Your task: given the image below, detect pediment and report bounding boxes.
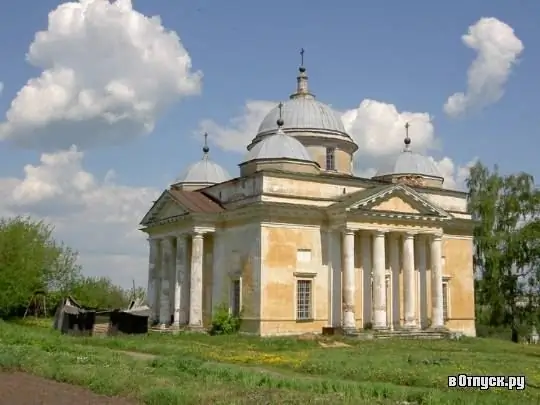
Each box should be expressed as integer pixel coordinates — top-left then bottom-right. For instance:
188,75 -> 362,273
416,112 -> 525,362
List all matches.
140,190 -> 189,226
370,196 -> 420,214
159,200 -> 188,219
330,183 -> 451,219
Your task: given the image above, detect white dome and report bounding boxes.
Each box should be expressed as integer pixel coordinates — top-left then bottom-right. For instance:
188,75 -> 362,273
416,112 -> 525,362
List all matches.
244,128 -> 313,162
177,158 -> 231,185
257,97 -> 346,136
375,149 -> 443,179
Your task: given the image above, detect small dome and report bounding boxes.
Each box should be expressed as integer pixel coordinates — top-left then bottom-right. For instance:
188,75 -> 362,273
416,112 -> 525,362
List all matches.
177,159 -> 231,184
375,150 -> 442,178
257,97 -> 347,137
244,127 -> 313,162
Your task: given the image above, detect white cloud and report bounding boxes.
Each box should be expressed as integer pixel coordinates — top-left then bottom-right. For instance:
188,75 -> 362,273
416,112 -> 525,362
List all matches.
444,17 -> 524,117
0,82 -> 4,96
429,156 -> 477,191
0,0 -> 202,150
343,99 -> 438,171
200,97 -> 471,189
0,147 -> 159,288
199,100 -> 276,153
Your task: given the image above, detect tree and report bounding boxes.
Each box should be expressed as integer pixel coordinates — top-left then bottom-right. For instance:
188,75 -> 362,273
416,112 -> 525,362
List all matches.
467,162 -> 540,342
71,276 -> 130,310
0,216 -> 82,317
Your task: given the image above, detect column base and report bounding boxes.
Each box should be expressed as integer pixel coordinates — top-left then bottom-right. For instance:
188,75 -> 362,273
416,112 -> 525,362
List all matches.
158,323 -> 168,330
187,325 -> 206,333
341,327 -> 358,336
428,325 -> 449,332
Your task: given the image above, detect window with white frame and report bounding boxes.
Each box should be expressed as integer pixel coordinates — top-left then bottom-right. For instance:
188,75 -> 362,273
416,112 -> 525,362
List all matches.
231,279 -> 241,317
296,279 -> 313,320
442,281 -> 449,322
325,147 -> 336,171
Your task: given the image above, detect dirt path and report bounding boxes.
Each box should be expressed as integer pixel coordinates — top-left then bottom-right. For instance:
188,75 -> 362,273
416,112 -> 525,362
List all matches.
0,372 -> 137,405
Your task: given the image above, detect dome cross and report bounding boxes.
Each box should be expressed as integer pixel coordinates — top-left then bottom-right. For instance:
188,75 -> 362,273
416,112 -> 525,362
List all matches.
277,102 -> 284,128
404,122 -> 411,150
202,132 -> 210,158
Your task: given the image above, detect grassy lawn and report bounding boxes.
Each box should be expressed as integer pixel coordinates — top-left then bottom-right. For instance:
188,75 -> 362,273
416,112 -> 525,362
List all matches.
1,319 -> 539,404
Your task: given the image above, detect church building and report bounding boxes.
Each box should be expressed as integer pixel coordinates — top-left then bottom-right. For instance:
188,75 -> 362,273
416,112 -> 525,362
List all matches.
139,59 -> 476,337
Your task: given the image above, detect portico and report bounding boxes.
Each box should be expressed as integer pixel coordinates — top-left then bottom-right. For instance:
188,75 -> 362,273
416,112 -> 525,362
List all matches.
340,226 -> 445,332
146,227 -> 213,330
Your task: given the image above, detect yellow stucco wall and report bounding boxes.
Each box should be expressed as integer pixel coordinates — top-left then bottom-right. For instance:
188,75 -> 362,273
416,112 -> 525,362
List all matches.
260,224 -> 328,335
213,223 -> 262,334
442,236 -> 476,335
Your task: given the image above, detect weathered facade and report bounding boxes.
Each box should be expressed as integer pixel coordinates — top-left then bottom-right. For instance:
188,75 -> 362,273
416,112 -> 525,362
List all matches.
139,63 -> 476,337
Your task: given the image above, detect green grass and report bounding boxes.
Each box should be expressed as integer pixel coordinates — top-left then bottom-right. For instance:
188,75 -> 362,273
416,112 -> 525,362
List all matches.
1,320 -> 539,404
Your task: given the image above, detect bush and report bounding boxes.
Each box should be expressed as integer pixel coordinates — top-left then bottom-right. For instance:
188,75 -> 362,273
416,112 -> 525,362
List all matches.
209,304 -> 241,335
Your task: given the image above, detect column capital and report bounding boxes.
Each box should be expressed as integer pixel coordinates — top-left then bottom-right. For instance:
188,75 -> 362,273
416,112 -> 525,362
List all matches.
373,229 -> 387,237
192,226 -> 215,235
342,228 -> 355,236
403,231 -> 416,239
429,232 -> 443,242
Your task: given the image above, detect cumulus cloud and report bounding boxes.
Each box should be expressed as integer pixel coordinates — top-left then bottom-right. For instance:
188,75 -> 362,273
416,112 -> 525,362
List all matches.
0,147 -> 159,288
0,0 -> 202,150
429,156 -> 477,191
444,17 -> 524,117
342,99 -> 437,168
199,100 -> 276,153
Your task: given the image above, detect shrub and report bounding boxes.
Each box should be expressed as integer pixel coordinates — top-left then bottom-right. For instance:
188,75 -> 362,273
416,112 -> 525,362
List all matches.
209,303 -> 241,335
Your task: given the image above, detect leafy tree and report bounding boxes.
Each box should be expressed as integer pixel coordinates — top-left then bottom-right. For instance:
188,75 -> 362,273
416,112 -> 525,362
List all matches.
467,162 -> 540,342
71,276 -> 130,310
0,216 -> 82,317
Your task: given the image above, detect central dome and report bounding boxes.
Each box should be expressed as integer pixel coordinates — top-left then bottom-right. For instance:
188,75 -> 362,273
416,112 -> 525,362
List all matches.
246,58 -> 358,175
257,97 -> 347,136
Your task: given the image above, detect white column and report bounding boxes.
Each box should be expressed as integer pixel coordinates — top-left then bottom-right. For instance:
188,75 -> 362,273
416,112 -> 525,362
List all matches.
159,237 -> 173,326
189,231 -> 204,329
147,238 -> 159,322
173,234 -> 189,327
389,234 -> 400,329
430,234 -> 444,328
372,230 -> 387,329
403,232 -> 417,328
416,235 -> 428,328
360,232 -> 372,328
342,229 -> 356,331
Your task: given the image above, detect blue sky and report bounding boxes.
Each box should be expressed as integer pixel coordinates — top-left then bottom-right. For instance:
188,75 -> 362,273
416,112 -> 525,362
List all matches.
0,0 -> 537,287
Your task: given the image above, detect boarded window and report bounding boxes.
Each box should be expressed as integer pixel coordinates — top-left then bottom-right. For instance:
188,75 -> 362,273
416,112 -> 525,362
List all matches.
296,279 -> 312,320
231,280 -> 241,317
442,282 -> 449,321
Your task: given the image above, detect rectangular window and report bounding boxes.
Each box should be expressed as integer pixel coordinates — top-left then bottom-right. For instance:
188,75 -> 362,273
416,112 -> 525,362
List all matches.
296,249 -> 312,263
325,147 -> 335,171
296,279 -> 313,320
442,282 -> 449,321
231,279 -> 241,317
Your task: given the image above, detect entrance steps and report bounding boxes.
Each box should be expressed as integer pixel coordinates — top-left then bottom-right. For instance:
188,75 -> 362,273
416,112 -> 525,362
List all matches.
323,326 -> 451,340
